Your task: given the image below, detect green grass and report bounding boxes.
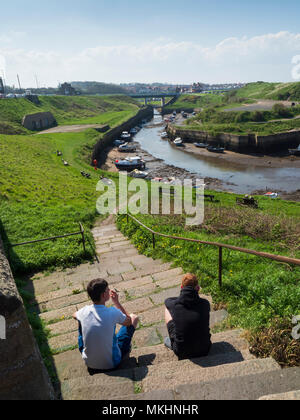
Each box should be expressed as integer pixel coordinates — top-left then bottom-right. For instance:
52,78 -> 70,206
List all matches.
0,122 -> 128,274
0,95 -> 141,134
116,207 -> 300,333
164,93 -> 225,111
234,82 -> 300,101
184,117 -> 300,136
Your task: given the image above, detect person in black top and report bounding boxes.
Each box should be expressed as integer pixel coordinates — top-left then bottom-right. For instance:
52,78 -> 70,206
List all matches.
164,273 -> 211,360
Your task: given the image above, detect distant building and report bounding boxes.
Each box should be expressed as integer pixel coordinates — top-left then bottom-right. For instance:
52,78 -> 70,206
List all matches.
0,77 -> 4,94
58,82 -> 77,96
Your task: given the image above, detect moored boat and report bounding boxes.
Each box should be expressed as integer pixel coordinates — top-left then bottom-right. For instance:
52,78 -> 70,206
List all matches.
115,156 -> 146,171
161,132 -> 168,139
173,137 -> 183,146
120,131 -> 131,140
207,145 -> 225,153
118,143 -> 137,153
129,169 -> 149,178
289,146 -> 300,156
194,142 -> 209,148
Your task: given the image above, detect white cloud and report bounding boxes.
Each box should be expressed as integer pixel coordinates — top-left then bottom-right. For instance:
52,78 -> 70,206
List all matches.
1,31 -> 300,86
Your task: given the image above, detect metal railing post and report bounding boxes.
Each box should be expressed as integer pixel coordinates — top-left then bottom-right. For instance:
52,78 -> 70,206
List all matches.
218,246 -> 222,288
79,223 -> 86,254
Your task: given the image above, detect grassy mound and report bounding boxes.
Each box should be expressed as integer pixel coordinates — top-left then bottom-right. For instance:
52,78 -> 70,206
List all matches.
234,82 -> 300,101
0,95 -> 140,134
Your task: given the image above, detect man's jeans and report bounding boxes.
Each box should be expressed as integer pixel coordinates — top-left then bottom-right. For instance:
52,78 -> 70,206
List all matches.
78,324 -> 135,358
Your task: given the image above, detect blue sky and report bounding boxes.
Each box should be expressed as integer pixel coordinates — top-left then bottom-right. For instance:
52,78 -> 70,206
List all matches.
1,0 -> 300,86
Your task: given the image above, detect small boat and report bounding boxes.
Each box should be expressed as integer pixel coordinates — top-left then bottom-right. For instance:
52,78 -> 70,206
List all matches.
161,132 -> 168,139
118,143 -> 137,153
130,128 -> 138,135
207,146 -> 225,153
129,169 -> 149,179
194,142 -> 208,148
289,146 -> 300,156
264,192 -> 278,198
114,139 -> 125,146
120,131 -> 131,140
173,137 -> 183,146
115,157 -> 146,171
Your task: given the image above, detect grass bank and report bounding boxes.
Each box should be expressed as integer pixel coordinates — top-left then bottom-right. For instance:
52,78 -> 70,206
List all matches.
0,95 -> 140,134
115,190 -> 300,364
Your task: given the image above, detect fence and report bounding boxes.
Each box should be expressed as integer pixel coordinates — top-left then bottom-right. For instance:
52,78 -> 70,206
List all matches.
8,222 -> 86,253
123,213 -> 300,288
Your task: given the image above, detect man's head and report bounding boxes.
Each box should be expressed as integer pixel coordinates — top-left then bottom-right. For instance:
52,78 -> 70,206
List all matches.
87,279 -> 109,304
181,273 -> 200,292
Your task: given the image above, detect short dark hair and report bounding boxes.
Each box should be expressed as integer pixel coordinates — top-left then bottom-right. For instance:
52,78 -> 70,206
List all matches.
87,279 -> 108,303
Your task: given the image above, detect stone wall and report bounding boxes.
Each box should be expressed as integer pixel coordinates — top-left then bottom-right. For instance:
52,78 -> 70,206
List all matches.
92,106 -> 153,164
167,124 -> 300,153
0,235 -> 55,400
22,112 -> 56,131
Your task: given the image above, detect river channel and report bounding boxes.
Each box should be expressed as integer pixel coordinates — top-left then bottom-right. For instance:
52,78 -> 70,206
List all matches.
133,111 -> 300,194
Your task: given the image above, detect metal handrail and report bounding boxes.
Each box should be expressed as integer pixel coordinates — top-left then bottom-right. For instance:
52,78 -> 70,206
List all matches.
123,213 -> 300,287
9,222 -> 86,253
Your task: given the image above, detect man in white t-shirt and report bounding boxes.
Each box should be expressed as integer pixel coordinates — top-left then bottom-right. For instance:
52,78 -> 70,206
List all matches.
73,278 -> 139,373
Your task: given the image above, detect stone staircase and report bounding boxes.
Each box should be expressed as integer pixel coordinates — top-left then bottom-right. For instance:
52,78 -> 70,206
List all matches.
25,219 -> 300,400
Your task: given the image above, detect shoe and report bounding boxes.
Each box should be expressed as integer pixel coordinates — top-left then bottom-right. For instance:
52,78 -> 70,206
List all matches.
164,337 -> 172,350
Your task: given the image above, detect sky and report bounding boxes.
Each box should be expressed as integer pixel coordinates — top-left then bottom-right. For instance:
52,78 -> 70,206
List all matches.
1,0 -> 300,87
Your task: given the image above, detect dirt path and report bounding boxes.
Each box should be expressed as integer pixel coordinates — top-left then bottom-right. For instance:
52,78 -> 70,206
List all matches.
38,124 -> 105,134
224,99 -> 299,112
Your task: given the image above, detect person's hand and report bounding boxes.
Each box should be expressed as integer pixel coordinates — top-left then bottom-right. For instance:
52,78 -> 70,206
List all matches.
110,289 -> 119,305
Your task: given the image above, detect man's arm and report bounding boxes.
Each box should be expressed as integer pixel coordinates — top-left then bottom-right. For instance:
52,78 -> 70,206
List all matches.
110,290 -> 132,326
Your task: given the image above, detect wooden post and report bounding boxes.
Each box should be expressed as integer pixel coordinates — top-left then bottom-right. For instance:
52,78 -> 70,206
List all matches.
219,246 -> 222,288
127,213 -> 129,223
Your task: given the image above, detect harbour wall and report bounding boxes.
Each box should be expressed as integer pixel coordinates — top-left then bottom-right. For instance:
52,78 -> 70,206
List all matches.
167,125 -> 300,153
92,106 -> 153,164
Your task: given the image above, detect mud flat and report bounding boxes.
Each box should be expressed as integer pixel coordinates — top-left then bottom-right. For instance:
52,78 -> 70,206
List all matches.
101,142 -> 240,192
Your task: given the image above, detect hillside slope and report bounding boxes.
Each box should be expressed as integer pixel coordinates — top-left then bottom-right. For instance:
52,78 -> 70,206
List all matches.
0,95 -> 140,134
235,82 -> 300,101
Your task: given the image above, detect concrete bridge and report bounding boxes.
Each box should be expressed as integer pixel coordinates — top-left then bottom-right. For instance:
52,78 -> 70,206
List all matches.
128,92 -> 179,107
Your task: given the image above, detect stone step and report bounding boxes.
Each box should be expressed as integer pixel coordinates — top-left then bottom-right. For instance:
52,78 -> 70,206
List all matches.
61,376 -> 136,401
258,389 -> 300,400
172,366 -> 300,400
52,329 -> 251,381
59,357 -> 282,400
122,265 -> 180,282
138,357 -> 280,393
46,301 -> 228,349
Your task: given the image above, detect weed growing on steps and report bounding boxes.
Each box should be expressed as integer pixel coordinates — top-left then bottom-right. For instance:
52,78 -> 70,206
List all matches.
247,318 -> 300,368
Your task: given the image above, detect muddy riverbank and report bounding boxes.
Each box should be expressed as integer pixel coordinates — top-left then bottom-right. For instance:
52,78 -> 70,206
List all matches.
99,112 -> 300,201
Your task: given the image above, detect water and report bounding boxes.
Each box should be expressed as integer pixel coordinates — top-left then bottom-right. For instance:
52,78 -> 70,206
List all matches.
134,111 -> 300,194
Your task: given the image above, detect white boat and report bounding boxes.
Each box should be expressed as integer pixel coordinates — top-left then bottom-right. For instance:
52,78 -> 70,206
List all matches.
173,137 -> 183,146
120,131 -> 131,140
129,169 -> 149,178
161,132 -> 168,139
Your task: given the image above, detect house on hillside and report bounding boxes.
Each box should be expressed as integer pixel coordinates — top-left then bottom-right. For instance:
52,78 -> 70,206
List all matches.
58,82 -> 78,96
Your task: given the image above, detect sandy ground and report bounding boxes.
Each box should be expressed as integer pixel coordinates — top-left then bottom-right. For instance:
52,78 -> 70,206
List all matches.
182,142 -> 300,170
